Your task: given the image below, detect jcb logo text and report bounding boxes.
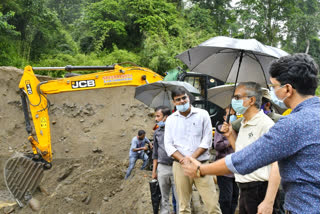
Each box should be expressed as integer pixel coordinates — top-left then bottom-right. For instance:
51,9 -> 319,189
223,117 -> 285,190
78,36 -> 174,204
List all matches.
71,80 -> 96,89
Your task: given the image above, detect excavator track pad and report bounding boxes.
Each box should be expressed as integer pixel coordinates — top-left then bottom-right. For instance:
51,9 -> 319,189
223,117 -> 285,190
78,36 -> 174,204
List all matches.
4,153 -> 44,207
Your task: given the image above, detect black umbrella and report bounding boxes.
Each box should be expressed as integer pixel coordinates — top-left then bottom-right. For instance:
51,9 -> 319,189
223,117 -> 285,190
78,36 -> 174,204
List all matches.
149,179 -> 161,214
177,36 -> 289,132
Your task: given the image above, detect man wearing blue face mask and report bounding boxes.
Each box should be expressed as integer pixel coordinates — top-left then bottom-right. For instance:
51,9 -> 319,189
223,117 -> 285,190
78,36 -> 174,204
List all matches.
221,82 -> 281,214
231,95 -> 282,132
152,105 -> 178,214
164,87 -> 221,214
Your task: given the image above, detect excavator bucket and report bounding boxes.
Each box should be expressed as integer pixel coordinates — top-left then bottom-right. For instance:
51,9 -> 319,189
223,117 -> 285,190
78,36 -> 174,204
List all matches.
4,153 -> 44,207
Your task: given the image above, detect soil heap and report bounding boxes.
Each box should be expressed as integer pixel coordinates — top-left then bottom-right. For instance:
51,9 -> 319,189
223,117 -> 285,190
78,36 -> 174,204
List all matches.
0,66 -> 158,214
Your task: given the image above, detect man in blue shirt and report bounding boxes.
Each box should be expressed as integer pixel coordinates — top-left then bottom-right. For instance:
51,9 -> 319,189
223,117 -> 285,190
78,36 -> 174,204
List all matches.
182,53 -> 320,214
125,130 -> 150,179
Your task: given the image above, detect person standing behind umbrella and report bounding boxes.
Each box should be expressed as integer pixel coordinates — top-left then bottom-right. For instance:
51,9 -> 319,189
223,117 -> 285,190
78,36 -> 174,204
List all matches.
214,106 -> 239,214
164,87 -> 221,214
152,105 -> 179,214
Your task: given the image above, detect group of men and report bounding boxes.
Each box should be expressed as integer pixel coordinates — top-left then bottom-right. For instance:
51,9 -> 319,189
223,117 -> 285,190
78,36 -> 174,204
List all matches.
125,53 -> 320,214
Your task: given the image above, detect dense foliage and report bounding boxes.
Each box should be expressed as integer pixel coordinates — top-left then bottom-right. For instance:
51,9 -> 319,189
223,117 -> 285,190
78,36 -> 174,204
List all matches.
0,0 -> 320,87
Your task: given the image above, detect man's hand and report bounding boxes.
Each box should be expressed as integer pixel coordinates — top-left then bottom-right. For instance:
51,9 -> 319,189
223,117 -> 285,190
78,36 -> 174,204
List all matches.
181,156 -> 201,178
221,121 -> 233,137
257,199 -> 274,214
179,157 -> 189,165
152,171 -> 157,179
143,146 -> 148,151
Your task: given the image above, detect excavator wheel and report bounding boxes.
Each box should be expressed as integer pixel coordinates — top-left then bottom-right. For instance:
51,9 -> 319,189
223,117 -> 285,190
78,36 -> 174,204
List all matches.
4,153 -> 44,207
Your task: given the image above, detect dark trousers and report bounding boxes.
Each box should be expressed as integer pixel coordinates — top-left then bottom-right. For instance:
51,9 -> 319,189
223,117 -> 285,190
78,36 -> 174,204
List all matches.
273,185 -> 285,214
238,181 -> 279,214
217,176 -> 239,214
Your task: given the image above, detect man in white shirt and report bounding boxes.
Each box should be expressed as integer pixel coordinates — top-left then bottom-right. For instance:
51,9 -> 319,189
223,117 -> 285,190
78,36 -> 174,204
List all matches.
222,82 -> 280,214
164,87 -> 221,214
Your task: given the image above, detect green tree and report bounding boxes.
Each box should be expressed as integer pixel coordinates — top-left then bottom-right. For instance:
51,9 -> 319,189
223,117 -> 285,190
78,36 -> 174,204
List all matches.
189,0 -> 235,35
282,0 -> 320,58
235,0 -> 287,46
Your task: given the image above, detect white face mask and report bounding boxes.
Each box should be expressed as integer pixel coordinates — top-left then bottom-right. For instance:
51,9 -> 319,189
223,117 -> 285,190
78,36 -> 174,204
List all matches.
270,87 -> 288,109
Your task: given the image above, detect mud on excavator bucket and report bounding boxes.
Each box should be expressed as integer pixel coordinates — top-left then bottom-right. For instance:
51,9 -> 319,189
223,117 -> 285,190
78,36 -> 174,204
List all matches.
4,153 -> 44,207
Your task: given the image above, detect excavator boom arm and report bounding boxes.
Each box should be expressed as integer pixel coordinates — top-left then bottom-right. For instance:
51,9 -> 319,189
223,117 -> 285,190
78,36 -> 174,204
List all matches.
18,65 -> 163,163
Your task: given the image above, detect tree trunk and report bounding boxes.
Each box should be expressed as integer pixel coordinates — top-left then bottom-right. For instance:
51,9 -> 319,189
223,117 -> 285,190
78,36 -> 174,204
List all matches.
305,39 -> 310,54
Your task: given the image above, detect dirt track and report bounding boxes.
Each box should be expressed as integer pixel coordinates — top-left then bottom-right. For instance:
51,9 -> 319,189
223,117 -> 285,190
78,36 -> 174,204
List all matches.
0,67 -> 157,213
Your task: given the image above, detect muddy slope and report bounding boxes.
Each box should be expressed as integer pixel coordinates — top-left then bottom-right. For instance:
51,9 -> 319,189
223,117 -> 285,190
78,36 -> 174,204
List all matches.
0,67 -> 157,214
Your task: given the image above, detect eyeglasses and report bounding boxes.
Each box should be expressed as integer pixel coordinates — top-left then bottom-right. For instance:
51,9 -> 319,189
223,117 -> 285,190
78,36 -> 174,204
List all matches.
174,95 -> 188,102
268,83 -> 283,90
232,95 -> 252,100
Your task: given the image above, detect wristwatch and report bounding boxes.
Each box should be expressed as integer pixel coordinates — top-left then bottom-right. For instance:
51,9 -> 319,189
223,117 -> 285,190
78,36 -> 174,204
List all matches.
196,165 -> 201,177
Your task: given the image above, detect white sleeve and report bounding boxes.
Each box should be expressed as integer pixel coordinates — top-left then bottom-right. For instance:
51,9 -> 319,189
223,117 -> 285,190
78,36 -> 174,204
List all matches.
199,111 -> 213,149
164,116 -> 177,157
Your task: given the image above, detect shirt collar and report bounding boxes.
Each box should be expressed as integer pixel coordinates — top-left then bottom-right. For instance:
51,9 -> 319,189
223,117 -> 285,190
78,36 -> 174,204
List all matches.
173,106 -> 199,117
267,111 -> 274,118
241,110 -> 265,126
292,96 -> 320,113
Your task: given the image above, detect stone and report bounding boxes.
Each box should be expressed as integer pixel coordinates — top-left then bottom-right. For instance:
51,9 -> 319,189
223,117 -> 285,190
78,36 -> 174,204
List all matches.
57,167 -> 73,182
64,197 -> 73,203
84,195 -> 91,205
92,148 -> 102,153
3,206 -> 15,214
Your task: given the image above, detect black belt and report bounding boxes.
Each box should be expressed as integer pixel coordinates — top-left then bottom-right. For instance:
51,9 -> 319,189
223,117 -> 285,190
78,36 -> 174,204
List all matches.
237,181 -> 268,190
158,162 -> 173,166
173,159 -> 208,164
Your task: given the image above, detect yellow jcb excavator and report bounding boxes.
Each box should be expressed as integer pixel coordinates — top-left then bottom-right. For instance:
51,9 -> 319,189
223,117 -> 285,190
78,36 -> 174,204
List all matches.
4,64 -> 163,207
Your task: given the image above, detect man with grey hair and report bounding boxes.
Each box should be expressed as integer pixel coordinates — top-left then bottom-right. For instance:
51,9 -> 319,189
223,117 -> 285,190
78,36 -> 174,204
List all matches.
222,82 -> 281,214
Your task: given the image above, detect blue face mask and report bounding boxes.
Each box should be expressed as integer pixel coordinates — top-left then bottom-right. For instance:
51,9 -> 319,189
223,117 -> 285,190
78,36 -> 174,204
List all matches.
157,121 -> 165,127
176,102 -> 190,112
231,99 -> 248,114
229,114 -> 237,122
270,87 -> 288,109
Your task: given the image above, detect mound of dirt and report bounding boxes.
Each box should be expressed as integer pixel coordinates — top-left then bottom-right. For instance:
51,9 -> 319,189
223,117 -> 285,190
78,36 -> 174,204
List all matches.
0,67 -> 158,213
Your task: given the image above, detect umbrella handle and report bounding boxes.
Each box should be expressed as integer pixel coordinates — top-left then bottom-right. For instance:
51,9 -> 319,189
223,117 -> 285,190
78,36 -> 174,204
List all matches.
215,121 -> 225,134
215,114 -> 230,134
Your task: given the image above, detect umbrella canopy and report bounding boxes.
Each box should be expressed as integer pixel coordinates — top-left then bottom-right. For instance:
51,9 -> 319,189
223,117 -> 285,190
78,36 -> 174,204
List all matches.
207,84 -> 285,113
134,81 -> 200,109
176,36 -> 289,87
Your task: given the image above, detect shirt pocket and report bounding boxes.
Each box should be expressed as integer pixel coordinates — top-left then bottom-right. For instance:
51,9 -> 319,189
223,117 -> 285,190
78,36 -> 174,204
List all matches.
190,121 -> 203,136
